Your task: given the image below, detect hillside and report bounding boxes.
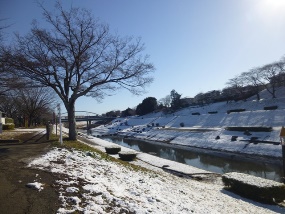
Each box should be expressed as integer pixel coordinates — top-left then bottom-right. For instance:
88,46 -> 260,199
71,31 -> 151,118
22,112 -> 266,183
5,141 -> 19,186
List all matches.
92,87 -> 285,158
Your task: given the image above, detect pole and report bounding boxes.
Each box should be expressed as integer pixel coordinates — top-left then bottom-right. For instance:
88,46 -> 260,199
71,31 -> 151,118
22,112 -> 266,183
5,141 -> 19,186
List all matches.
280,127 -> 285,183
46,122 -> 51,140
58,104 -> 63,145
54,109 -> 57,136
56,116 -> 58,136
0,111 -> 2,134
282,145 -> 285,183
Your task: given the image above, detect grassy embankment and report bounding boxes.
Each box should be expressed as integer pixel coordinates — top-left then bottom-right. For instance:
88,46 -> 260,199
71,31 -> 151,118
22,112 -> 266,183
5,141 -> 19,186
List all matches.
51,135 -> 151,173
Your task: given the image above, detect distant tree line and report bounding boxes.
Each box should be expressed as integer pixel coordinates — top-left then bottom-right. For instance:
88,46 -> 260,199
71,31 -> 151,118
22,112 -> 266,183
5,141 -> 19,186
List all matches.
195,58 -> 285,105
102,89 -> 186,117
103,57 -> 285,117
0,87 -> 55,127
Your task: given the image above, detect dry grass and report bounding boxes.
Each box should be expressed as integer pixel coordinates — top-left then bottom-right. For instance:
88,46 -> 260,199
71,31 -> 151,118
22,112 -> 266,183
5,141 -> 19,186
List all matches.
0,130 -> 36,141
52,138 -> 152,173
1,131 -> 154,174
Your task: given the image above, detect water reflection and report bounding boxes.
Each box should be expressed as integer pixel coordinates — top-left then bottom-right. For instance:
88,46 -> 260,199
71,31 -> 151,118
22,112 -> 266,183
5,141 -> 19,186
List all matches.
81,130 -> 283,182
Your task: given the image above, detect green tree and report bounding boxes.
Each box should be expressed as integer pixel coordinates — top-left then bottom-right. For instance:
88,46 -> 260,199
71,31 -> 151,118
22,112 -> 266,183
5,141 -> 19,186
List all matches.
121,107 -> 135,117
170,90 -> 182,110
136,97 -> 158,115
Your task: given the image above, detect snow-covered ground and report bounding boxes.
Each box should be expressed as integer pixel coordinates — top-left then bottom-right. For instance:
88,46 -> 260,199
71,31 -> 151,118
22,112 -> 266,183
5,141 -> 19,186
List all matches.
28,147 -> 285,213
24,88 -> 285,213
92,87 -> 285,158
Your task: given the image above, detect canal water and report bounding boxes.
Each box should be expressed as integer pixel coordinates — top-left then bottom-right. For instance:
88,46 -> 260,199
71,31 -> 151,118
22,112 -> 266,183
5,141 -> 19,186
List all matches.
82,130 -> 283,182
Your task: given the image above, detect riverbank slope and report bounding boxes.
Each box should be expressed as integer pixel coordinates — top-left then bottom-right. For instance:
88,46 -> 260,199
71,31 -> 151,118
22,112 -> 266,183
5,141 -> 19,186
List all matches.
91,87 -> 285,158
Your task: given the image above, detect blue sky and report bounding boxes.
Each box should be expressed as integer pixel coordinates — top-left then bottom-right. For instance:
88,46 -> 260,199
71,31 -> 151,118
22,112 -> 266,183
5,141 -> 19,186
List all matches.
2,0 -> 285,115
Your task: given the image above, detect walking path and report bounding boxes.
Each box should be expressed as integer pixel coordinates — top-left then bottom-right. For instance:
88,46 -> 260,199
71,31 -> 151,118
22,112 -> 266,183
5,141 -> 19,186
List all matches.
0,129 -> 59,213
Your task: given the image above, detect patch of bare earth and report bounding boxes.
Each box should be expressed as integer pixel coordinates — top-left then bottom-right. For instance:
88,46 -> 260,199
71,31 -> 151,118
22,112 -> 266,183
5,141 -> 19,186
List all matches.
0,129 -> 60,214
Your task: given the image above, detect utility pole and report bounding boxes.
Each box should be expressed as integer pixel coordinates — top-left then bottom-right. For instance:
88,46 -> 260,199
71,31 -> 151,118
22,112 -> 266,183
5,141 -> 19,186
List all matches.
57,104 -> 63,145
54,111 -> 57,136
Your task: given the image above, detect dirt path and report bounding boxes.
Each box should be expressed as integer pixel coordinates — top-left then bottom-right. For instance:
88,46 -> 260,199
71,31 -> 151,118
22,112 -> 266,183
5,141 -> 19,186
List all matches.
0,130 -> 59,214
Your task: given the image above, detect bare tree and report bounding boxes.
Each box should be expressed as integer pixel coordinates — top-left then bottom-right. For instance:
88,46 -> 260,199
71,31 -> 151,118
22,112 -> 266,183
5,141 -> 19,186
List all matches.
0,95 -> 18,118
241,68 -> 263,101
0,18 -> 14,96
221,87 -> 236,103
193,92 -> 205,105
0,69 -> 27,97
259,62 -> 284,98
0,18 -> 12,42
3,2 -> 154,140
274,59 -> 285,86
226,75 -> 248,100
159,95 -> 171,108
0,87 -> 55,127
194,90 -> 221,104
13,87 -> 55,127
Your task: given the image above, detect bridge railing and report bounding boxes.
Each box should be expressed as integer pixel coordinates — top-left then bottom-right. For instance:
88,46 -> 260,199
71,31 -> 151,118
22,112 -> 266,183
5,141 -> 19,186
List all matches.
60,115 -> 118,122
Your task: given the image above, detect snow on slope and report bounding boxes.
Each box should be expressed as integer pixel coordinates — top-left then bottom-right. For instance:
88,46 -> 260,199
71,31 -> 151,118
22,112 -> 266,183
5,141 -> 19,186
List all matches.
91,87 -> 285,158
28,148 -> 285,214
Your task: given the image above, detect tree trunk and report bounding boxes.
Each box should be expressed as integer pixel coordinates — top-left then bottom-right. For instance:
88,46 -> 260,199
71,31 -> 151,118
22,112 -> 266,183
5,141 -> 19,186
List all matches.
67,102 -> 77,140
254,87 -> 260,101
264,84 -> 276,99
28,115 -> 32,127
256,93 -> 260,101
272,85 -> 276,98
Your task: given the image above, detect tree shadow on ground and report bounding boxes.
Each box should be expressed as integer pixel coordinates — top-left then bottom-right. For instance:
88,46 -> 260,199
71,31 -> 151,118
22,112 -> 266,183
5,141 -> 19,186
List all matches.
220,189 -> 285,213
0,148 -> 9,153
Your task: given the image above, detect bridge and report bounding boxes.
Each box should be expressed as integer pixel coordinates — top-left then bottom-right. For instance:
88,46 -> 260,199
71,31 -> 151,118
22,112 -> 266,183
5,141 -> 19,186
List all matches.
60,111 -> 117,128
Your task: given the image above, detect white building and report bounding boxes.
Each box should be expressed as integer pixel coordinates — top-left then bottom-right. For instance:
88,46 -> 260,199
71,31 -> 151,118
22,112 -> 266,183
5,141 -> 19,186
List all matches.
0,112 -> 4,124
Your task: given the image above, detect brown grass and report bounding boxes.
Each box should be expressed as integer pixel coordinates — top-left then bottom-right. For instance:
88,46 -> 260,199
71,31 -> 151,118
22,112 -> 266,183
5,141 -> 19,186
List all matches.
0,130 -> 36,142
52,138 -> 152,173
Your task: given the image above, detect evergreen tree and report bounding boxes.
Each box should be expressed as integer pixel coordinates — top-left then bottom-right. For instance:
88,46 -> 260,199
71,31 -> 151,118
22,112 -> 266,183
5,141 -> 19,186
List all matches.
121,108 -> 135,117
170,90 -> 182,110
136,97 -> 158,115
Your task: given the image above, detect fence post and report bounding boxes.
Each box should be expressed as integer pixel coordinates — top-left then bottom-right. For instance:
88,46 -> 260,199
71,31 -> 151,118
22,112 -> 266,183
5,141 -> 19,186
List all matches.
57,104 -> 62,145
46,122 -> 51,140
46,123 -> 53,140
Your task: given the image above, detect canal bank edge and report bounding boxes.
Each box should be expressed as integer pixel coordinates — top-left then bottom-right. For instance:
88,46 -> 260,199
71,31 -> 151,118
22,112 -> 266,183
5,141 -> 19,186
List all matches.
56,127 -> 285,204
73,129 -> 222,181
75,132 -> 285,205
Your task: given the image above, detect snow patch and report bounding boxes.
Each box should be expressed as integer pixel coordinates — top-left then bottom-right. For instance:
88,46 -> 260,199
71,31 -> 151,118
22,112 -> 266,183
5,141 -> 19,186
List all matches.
26,182 -> 44,191
28,148 -> 285,213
